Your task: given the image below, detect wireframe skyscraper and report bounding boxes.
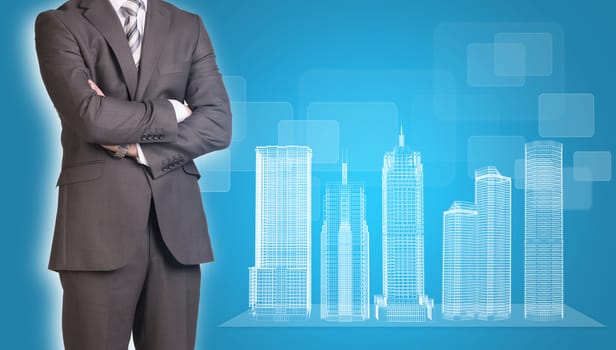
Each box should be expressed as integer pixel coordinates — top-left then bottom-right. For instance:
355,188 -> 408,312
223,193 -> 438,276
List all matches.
320,159 -> 370,321
375,127 -> 434,322
525,140 -> 564,321
442,201 -> 477,320
475,166 -> 512,320
249,146 -> 312,320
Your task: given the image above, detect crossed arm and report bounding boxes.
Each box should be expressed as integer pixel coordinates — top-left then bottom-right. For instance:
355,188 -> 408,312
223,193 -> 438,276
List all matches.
35,11 -> 231,178
88,79 -> 192,162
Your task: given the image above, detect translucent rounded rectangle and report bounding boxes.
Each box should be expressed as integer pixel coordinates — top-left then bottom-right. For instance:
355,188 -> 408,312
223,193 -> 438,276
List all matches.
564,167 -> 592,211
228,102 -> 294,172
494,42 -> 526,77
433,22 -> 565,121
195,149 -> 231,193
307,102 -> 398,172
222,76 -> 248,142
277,120 -> 340,164
230,101 -> 247,143
222,75 -> 247,101
573,151 -> 612,182
299,70 -> 455,108
467,136 -> 525,179
495,32 -> 553,76
538,93 -> 595,138
467,43 -> 526,87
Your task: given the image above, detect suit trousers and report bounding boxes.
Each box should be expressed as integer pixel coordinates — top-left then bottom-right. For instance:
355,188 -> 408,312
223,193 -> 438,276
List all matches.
58,198 -> 201,350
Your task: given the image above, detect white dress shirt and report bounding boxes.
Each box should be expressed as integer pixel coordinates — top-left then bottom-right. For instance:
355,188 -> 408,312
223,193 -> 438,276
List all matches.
108,0 -> 190,166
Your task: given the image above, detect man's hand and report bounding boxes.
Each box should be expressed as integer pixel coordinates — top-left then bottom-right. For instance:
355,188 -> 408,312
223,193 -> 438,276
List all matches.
88,79 -> 105,97
89,80 -> 139,158
100,144 -> 139,157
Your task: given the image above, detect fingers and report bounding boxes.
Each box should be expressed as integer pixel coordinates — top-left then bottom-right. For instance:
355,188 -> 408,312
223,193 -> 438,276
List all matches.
88,79 -> 105,96
100,144 -> 117,151
127,144 -> 138,158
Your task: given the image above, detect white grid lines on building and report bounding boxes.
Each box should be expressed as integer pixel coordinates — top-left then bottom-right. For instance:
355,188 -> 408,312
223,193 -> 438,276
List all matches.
475,166 -> 512,320
442,201 -> 478,320
525,140 -> 564,321
249,146 -> 312,320
375,128 -> 433,322
321,160 -> 370,321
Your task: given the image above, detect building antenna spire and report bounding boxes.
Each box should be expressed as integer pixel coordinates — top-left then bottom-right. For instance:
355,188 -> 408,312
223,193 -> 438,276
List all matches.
399,123 -> 405,147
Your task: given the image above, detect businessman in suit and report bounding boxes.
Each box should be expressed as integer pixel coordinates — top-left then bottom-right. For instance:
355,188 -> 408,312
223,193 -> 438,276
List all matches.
35,0 -> 231,348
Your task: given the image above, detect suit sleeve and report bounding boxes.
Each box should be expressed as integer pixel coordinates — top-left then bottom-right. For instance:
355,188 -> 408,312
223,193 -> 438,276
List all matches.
139,14 -> 232,179
35,10 -> 178,145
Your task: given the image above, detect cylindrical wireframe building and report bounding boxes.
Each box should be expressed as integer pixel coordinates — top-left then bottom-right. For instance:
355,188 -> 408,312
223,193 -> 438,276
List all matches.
524,140 -> 564,321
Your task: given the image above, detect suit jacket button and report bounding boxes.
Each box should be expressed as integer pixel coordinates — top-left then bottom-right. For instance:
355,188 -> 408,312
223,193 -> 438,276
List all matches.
159,135 -> 165,140
141,135 -> 147,141
152,135 -> 159,141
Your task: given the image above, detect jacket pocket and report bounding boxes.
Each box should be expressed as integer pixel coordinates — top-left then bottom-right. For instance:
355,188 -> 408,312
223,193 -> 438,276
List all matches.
56,160 -> 105,186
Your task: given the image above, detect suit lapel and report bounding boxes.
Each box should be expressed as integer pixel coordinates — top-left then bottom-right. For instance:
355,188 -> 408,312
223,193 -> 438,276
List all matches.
135,0 -> 170,101
80,0 -> 138,100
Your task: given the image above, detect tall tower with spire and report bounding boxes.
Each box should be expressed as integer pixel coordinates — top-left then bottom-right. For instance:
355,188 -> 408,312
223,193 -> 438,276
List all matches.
375,126 -> 434,322
321,156 -> 370,321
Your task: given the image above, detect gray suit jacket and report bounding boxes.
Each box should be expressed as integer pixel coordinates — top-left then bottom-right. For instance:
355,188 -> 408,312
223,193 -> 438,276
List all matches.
35,0 -> 231,271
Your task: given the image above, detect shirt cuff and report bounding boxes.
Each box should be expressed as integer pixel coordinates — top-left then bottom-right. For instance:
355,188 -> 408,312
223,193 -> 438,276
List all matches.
135,143 -> 149,166
168,99 -> 190,123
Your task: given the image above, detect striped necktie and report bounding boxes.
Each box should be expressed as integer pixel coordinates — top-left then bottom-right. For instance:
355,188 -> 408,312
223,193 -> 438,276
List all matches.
120,0 -> 144,67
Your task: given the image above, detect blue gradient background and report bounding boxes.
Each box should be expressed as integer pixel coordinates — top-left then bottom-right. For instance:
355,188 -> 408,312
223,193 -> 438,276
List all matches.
3,0 -> 614,349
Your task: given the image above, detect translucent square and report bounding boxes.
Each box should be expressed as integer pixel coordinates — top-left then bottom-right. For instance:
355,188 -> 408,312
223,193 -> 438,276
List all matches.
298,70 -> 457,185
467,136 -> 525,179
573,151 -> 612,181
495,32 -> 553,76
564,167 -> 592,211
494,42 -> 526,77
277,120 -> 340,164
229,102 -> 294,172
231,101 -> 247,143
222,76 -> 247,101
307,102 -> 398,172
434,22 -> 564,121
538,93 -> 595,138
194,149 -> 231,192
222,76 -> 248,143
467,43 -> 525,87
299,70 -> 453,112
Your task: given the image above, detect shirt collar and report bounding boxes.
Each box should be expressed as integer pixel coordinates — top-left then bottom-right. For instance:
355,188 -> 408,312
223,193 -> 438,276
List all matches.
109,0 -> 148,13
